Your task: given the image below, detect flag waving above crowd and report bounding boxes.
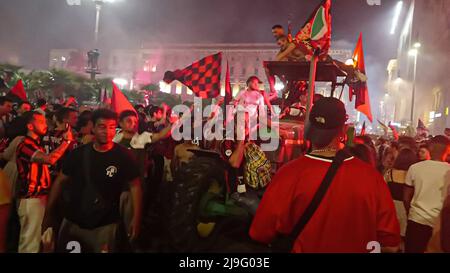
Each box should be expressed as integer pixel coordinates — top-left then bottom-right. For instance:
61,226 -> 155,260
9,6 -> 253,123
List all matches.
295,0 -> 332,60
349,33 -> 373,122
9,79 -> 27,101
111,82 -> 136,115
163,52 -> 222,99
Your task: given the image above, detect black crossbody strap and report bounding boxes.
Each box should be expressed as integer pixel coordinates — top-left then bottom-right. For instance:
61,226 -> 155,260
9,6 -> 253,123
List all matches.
83,144 -> 92,186
286,149 -> 350,245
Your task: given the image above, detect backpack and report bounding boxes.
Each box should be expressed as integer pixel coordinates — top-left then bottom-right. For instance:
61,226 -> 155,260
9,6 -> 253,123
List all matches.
244,143 -> 272,189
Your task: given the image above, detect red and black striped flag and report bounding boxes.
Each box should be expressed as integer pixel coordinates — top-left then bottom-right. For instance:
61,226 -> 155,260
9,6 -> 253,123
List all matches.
163,52 -> 222,99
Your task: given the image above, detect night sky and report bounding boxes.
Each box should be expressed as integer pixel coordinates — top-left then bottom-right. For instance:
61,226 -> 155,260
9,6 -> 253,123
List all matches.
0,0 -> 406,118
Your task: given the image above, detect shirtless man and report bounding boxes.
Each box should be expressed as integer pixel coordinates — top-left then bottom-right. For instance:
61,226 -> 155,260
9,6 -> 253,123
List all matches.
276,35 -> 305,62
271,25 -> 285,39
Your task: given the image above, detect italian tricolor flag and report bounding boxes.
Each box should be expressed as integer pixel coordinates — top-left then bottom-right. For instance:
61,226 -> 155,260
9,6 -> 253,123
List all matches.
296,0 -> 332,58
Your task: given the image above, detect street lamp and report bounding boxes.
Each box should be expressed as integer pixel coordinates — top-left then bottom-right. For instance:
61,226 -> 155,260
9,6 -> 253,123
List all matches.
93,0 -> 121,46
408,44 -> 419,124
390,1 -> 403,35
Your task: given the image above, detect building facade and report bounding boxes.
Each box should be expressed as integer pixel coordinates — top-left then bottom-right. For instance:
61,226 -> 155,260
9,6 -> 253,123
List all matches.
386,0 -> 450,134
49,43 -> 352,108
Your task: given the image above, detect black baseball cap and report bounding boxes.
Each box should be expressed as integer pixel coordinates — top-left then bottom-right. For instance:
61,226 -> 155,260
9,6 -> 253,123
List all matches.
246,76 -> 263,86
305,97 -> 347,148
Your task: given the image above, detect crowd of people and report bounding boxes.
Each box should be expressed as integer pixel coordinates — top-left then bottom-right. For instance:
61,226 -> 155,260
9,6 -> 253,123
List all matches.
0,25 -> 447,253
0,84 -> 448,253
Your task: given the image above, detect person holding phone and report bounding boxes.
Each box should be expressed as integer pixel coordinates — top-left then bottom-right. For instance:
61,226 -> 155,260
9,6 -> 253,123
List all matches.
42,107 -> 78,179
16,111 -> 73,253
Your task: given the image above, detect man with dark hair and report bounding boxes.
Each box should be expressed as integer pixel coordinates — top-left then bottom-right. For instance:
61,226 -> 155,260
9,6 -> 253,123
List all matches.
403,135 -> 450,253
42,109 -> 142,253
4,101 -> 32,142
114,109 -> 172,177
16,101 -> 32,117
76,110 -> 94,145
115,110 -> 171,150
0,96 -> 14,139
398,136 -> 418,153
133,104 -> 147,133
55,107 -> 78,129
271,24 -> 285,39
276,35 -> 305,62
148,106 -> 164,128
35,98 -> 47,116
0,97 -> 13,113
42,107 -> 78,179
114,109 -> 172,244
250,97 -> 400,252
16,111 -> 73,252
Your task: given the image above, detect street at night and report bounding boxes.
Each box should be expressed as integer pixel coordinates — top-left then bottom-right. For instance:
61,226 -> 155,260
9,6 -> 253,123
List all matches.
0,0 -> 450,266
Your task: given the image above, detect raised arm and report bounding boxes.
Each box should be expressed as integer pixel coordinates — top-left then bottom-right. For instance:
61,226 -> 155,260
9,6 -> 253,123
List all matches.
276,43 -> 296,61
151,123 -> 172,143
229,140 -> 245,169
31,129 -> 73,166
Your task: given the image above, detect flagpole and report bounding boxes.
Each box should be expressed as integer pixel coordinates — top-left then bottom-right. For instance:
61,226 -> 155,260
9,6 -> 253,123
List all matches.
304,49 -> 320,140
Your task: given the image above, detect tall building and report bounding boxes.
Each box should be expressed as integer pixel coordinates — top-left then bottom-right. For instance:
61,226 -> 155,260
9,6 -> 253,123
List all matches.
389,0 -> 450,134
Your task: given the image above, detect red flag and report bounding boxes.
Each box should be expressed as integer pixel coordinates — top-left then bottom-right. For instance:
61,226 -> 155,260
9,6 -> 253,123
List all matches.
10,79 -> 27,101
351,33 -> 373,122
225,61 -> 232,107
223,60 -> 233,123
360,121 -> 366,136
111,83 -> 136,115
294,0 -> 332,60
163,53 -> 222,98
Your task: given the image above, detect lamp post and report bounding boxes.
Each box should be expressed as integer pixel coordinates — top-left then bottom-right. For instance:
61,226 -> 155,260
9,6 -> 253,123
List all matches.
92,0 -> 120,46
94,1 -> 103,46
408,42 -> 420,125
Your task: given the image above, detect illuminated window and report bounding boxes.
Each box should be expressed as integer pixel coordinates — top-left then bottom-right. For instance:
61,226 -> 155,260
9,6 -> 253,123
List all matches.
176,83 -> 182,94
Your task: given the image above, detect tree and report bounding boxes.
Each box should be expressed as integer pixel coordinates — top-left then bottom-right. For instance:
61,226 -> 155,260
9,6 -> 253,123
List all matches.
0,63 -> 25,91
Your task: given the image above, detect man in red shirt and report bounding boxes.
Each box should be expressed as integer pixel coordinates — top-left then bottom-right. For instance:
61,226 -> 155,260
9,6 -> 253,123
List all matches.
249,97 -> 400,253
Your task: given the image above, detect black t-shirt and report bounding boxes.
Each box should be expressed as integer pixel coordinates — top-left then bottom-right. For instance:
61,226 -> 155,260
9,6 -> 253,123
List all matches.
117,137 -> 147,179
62,143 -> 139,228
